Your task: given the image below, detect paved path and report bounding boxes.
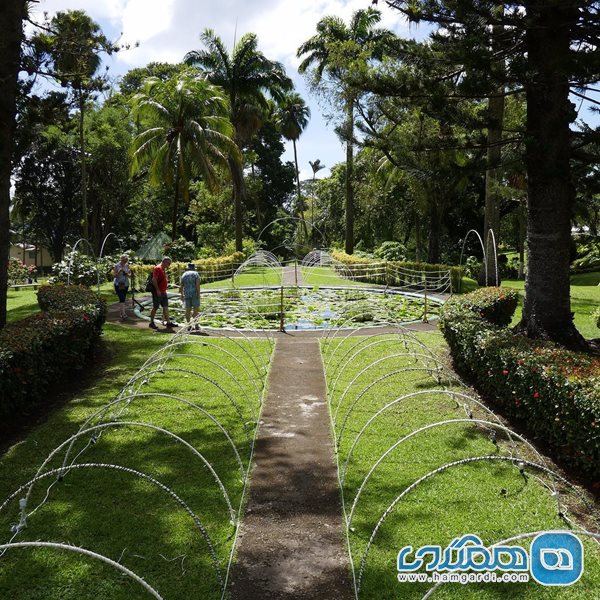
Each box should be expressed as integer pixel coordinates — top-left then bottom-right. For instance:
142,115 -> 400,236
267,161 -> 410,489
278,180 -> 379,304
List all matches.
282,264 -> 304,286
230,334 -> 353,600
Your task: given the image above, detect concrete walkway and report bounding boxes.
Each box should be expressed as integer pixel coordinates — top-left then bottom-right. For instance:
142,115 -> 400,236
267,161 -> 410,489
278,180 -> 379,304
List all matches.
282,264 -> 304,286
230,334 -> 353,600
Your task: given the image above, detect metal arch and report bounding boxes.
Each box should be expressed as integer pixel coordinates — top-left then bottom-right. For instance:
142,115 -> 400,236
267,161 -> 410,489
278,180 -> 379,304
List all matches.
324,327 -> 431,377
356,456 -> 573,596
0,541 -> 164,599
136,338 -> 264,398
486,228 -> 499,287
336,366 -> 457,449
125,366 -> 255,431
330,346 -> 443,412
130,354 -> 257,420
347,418 -> 558,529
256,217 -> 326,246
340,390 -> 514,485
59,392 -> 247,481
25,422 -> 237,525
0,463 -> 224,589
421,528 -> 600,599
458,229 -> 487,292
332,352 -> 445,425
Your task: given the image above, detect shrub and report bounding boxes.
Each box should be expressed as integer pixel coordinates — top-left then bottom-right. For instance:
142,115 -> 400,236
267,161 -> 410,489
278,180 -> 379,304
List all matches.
38,283 -> 104,312
374,241 -> 407,262
163,237 -> 197,262
332,251 -> 463,292
594,306 -> 600,331
440,288 -> 600,480
130,253 -> 245,288
7,258 -> 30,285
0,285 -> 106,430
49,250 -> 117,286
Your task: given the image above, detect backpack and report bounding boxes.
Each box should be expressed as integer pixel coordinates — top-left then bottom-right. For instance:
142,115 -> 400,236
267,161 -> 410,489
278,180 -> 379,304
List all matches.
144,271 -> 154,292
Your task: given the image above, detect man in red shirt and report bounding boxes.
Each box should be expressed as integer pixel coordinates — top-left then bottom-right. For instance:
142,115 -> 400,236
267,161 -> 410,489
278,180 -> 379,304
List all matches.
149,256 -> 175,329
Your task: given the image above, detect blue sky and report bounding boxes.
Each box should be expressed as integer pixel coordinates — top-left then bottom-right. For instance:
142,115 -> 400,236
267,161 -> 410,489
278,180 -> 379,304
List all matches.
32,0 -> 418,180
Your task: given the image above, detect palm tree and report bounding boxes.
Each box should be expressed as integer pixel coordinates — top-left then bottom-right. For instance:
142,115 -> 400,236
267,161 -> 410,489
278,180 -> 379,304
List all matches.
297,8 -> 393,254
275,92 -> 311,234
309,159 -> 326,245
130,71 -> 238,238
185,29 -> 293,251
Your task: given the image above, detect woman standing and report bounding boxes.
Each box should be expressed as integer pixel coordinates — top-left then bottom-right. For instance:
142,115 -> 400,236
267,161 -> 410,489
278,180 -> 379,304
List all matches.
113,254 -> 131,320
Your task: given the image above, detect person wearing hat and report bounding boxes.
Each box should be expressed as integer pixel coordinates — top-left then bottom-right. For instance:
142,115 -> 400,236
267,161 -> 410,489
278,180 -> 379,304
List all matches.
180,261 -> 201,330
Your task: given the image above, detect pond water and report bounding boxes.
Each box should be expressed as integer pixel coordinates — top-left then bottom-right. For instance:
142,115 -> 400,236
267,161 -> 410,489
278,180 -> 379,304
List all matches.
134,286 -> 442,330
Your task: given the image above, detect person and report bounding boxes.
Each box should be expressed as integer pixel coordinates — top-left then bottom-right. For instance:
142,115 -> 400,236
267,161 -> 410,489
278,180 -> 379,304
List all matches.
113,254 -> 131,320
180,262 -> 201,330
149,256 -> 175,329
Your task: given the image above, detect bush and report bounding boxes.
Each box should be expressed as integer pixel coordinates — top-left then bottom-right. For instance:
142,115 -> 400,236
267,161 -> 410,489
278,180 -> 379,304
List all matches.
440,288 -> 600,480
594,306 -> 600,331
38,284 -> 106,323
0,285 -> 106,430
332,251 -> 463,292
50,250 -> 117,286
130,252 -> 245,289
7,258 -> 31,285
374,241 -> 407,262
163,237 -> 197,262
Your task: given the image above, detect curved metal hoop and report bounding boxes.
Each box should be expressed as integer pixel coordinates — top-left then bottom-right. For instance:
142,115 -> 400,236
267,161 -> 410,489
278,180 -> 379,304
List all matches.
0,541 -> 164,599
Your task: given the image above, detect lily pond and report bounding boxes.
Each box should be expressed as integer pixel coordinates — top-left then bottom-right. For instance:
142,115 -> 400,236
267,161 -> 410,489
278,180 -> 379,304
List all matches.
136,286 -> 440,330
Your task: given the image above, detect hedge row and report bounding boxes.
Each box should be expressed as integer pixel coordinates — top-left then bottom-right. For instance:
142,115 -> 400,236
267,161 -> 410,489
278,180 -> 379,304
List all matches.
331,251 -> 463,292
129,252 -> 245,288
439,287 -> 600,480
0,285 -> 106,428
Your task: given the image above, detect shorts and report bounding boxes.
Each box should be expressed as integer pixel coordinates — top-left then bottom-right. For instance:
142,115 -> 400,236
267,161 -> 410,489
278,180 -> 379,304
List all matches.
184,294 -> 200,309
152,292 -> 169,309
114,284 -> 128,303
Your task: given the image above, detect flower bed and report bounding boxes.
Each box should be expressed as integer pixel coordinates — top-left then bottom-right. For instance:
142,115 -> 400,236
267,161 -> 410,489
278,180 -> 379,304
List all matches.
0,285 -> 106,430
439,287 -> 600,480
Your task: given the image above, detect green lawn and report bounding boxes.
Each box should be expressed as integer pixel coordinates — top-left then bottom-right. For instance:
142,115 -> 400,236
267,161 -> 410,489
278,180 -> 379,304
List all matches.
322,332 -> 600,599
0,324 -> 272,599
503,271 -> 600,339
301,265 -> 377,287
201,266 -> 282,289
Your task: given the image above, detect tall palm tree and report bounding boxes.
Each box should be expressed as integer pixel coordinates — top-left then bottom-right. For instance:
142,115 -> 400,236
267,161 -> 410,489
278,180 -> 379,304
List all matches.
297,8 -> 393,254
185,29 -> 292,251
275,92 -> 311,234
308,159 -> 325,245
130,71 -> 238,238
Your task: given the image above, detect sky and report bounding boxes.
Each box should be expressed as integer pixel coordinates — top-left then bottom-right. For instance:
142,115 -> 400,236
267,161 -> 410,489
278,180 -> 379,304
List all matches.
31,0 -> 418,180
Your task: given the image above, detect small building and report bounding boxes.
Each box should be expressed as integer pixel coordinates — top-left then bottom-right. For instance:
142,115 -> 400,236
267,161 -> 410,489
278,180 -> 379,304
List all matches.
9,242 -> 54,270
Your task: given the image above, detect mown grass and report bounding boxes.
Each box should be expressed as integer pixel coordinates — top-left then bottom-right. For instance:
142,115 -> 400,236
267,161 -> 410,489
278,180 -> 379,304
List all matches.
301,265 -> 374,287
503,271 -> 600,339
0,323 -> 272,599
202,266 -> 282,289
321,332 -> 600,599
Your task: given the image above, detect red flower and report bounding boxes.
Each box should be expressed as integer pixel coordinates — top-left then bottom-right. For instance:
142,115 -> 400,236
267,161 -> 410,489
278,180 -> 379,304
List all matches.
83,314 -> 90,321
533,392 -> 540,399
514,399 -> 521,407
502,369 -> 509,375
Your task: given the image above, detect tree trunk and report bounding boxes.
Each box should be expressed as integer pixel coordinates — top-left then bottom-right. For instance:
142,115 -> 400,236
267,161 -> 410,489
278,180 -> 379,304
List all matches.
345,97 -> 354,255
78,92 -> 89,243
480,88 -> 505,286
427,200 -> 441,264
171,169 -> 179,239
516,0 -> 586,350
414,209 -> 422,263
518,199 -> 526,279
293,140 -> 308,238
0,0 -> 25,329
228,155 -> 245,252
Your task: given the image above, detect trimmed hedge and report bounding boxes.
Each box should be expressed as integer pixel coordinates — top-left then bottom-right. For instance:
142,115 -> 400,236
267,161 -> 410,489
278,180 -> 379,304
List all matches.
0,285 -> 106,428
129,252 -> 245,288
440,287 -> 600,480
331,251 -> 463,292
